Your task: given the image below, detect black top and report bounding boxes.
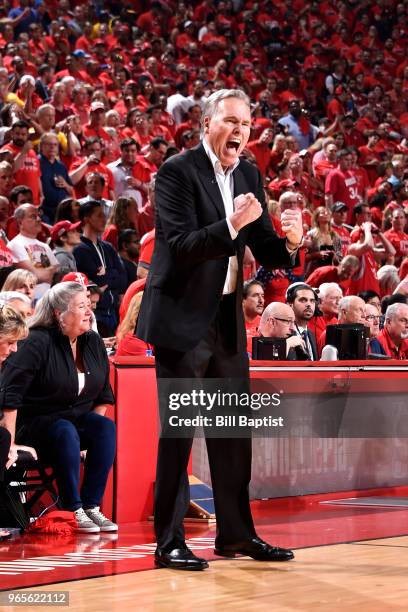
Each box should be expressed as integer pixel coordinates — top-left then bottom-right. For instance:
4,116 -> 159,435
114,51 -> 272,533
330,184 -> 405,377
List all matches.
0,326 -> 114,440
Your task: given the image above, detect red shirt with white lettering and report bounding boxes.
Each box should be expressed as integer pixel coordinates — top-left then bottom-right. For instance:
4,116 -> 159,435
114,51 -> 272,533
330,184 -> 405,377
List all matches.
325,167 -> 360,223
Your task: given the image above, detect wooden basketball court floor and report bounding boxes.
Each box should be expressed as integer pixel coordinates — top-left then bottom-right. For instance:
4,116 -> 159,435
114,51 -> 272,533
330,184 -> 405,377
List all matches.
2,492 -> 408,611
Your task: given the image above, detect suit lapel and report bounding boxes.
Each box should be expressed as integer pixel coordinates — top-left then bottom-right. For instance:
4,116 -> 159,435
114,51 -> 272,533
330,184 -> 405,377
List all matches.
192,144 -> 225,219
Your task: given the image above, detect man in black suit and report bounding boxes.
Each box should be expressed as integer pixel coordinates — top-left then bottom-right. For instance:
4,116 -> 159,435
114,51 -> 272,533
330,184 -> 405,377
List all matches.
137,89 -> 303,570
286,283 -> 319,361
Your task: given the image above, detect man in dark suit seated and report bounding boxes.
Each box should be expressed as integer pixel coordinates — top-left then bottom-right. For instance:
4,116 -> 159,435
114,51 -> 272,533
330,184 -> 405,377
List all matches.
286,282 -> 318,360
256,302 -> 310,360
137,89 -> 303,570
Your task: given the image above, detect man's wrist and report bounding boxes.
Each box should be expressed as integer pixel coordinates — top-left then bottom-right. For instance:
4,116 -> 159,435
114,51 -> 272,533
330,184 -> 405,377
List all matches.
286,236 -> 303,252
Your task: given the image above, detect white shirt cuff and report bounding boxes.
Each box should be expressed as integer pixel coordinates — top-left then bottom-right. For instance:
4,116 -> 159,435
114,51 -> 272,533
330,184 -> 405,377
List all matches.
226,217 -> 238,240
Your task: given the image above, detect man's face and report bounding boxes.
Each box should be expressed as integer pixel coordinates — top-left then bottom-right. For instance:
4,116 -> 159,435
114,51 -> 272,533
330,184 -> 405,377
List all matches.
392,210 -> 406,232
0,168 -> 13,194
86,207 -> 106,234
288,155 -> 302,173
356,207 -> 371,224
320,288 -> 342,316
341,297 -> 366,324
89,292 -> 100,310
12,126 -> 29,148
332,209 -> 347,225
39,108 -> 55,130
125,234 -> 139,258
149,144 -> 167,167
259,129 -> 274,145
90,109 -> 105,127
386,306 -> 408,341
87,142 -> 102,162
364,303 -> 380,337
20,205 -> 41,236
193,80 -> 204,96
338,259 -> 358,280
289,101 -> 301,118
243,283 -> 265,318
326,144 -> 337,161
121,144 -> 138,166
41,135 -> 59,161
65,229 -> 81,246
291,289 -> 316,322
339,154 -> 352,171
190,106 -> 202,123
267,309 -> 296,338
85,176 -> 104,199
204,97 -> 251,169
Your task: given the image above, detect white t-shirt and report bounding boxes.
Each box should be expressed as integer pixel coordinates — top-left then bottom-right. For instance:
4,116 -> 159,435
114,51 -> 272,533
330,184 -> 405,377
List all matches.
8,234 -> 58,299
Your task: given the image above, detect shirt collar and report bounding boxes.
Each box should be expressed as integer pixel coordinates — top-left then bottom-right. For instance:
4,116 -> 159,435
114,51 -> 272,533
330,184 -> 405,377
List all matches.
202,137 -> 240,177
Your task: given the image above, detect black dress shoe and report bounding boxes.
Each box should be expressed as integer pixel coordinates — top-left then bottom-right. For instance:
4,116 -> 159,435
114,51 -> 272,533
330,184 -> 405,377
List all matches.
154,547 -> 209,570
214,537 -> 294,561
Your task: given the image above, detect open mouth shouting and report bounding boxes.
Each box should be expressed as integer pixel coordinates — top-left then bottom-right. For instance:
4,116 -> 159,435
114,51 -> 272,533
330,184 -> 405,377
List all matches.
226,138 -> 241,153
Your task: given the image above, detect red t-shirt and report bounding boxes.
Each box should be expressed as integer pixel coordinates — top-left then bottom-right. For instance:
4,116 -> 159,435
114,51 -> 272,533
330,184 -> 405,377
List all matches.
246,140 -> 271,177
310,314 -> 338,345
0,238 -> 15,268
331,223 -> 351,257
399,257 -> 408,280
383,229 -> 408,263
2,143 -> 41,205
325,168 -> 360,224
377,328 -> 408,360
119,278 -> 146,323
69,159 -> 114,200
245,316 -> 261,355
306,266 -> 350,293
346,251 -> 380,296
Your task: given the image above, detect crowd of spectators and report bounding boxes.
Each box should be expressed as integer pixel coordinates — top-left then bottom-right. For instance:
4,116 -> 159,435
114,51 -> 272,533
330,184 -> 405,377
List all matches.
0,0 -> 408,533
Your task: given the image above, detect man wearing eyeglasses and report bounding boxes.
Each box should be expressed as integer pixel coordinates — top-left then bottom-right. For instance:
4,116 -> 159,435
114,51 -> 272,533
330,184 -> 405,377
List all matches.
377,303 -> 408,359
258,302 -> 309,360
365,302 -> 386,356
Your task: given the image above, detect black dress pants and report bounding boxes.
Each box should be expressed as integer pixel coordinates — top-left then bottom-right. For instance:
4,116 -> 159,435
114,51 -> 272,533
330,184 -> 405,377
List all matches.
154,294 -> 256,551
0,427 -> 11,483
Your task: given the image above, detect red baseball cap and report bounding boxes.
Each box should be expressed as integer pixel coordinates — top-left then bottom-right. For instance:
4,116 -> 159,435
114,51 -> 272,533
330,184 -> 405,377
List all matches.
61,271 -> 97,288
50,220 -> 82,242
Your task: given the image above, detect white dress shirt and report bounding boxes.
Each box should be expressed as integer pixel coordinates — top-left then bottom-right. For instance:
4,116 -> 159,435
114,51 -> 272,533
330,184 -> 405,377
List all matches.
203,138 -> 239,294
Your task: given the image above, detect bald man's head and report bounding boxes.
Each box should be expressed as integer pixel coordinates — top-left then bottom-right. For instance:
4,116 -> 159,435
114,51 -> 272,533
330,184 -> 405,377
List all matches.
259,302 -> 296,338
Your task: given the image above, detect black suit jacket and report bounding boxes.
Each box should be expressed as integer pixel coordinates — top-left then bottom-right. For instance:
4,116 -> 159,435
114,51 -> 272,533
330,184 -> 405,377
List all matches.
137,143 -> 298,352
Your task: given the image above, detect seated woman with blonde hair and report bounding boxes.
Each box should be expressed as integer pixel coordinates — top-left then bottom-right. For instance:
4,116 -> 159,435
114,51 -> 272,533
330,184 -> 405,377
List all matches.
0,304 -> 37,539
116,292 -> 152,356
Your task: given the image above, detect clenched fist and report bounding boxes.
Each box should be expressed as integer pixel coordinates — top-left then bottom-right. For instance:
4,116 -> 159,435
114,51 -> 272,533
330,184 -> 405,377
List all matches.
281,208 -> 303,247
230,192 -> 263,232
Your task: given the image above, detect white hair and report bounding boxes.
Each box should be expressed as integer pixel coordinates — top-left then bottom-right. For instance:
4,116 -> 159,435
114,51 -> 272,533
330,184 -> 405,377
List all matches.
377,265 -> 400,295
319,282 -> 342,298
338,296 -> 356,312
201,88 -> 250,130
386,302 -> 408,321
19,74 -> 35,87
0,291 -> 31,305
29,282 -> 86,328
